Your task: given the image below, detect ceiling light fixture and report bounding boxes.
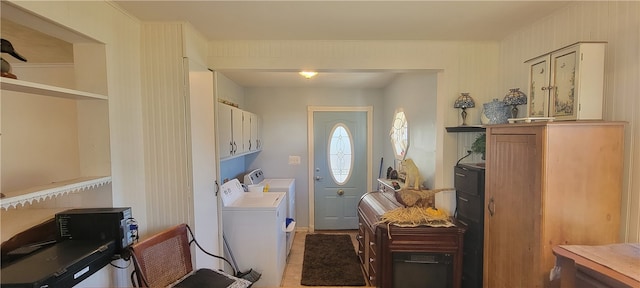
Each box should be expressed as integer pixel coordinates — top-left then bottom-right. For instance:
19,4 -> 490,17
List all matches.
299,71 -> 318,79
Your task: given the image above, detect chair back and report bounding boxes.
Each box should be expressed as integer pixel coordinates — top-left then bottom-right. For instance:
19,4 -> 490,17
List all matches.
131,224 -> 193,287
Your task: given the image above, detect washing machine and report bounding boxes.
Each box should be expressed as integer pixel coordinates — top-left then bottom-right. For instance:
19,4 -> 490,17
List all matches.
220,179 -> 287,288
244,168 -> 296,254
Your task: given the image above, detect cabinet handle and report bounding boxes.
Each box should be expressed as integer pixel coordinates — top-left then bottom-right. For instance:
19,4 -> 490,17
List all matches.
458,196 -> 469,202
455,173 -> 466,177
248,140 -> 252,150
229,141 -> 234,154
458,219 -> 468,226
488,196 -> 495,216
541,85 -> 555,91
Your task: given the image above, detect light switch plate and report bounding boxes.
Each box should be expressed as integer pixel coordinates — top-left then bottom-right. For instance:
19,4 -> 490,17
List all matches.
288,155 -> 301,165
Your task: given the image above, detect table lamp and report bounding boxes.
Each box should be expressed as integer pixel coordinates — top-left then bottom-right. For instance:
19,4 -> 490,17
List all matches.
454,93 -> 475,126
503,88 -> 527,119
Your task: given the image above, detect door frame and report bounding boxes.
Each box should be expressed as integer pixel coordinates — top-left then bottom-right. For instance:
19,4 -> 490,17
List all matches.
307,106 -> 373,232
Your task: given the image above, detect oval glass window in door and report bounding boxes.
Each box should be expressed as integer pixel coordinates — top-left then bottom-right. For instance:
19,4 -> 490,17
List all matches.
328,123 -> 354,185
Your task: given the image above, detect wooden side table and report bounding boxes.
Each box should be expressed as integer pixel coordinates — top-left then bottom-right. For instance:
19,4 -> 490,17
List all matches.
552,244 -> 640,288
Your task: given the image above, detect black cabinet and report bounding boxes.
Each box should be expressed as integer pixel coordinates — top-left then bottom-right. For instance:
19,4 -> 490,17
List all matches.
454,164 -> 485,288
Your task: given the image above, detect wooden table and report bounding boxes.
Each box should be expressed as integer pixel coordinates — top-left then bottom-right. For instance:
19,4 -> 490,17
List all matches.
552,244 -> 640,288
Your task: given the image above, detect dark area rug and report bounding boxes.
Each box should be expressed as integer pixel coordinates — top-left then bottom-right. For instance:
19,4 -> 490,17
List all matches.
301,233 -> 366,286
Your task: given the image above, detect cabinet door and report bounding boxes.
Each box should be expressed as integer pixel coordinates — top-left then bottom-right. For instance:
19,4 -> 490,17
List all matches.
243,111 -> 260,152
242,111 -> 253,151
250,113 -> 260,151
218,104 -> 233,157
550,47 -> 578,119
485,133 -> 542,287
231,106 -> 245,153
527,55 -> 551,117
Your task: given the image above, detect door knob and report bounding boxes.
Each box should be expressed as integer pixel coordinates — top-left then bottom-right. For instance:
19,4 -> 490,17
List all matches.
337,189 -> 344,196
315,176 -> 323,181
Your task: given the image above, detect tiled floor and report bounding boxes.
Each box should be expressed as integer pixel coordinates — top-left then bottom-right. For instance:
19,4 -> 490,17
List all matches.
280,230 -> 372,288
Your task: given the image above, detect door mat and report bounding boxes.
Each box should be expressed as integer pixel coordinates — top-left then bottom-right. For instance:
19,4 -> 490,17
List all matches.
301,234 -> 366,286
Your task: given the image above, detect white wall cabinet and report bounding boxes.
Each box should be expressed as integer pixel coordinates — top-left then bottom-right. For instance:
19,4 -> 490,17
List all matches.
252,112 -> 262,151
233,107 -> 246,154
218,104 -> 234,158
245,111 -> 262,152
526,42 -> 606,121
218,104 -> 262,159
218,105 -> 245,157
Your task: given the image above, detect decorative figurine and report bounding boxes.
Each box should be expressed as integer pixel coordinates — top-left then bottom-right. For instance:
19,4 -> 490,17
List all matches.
1,38 -> 28,79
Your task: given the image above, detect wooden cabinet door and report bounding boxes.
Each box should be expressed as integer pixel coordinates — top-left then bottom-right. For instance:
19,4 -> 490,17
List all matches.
550,46 -> 579,119
484,132 -> 543,287
527,55 -> 551,118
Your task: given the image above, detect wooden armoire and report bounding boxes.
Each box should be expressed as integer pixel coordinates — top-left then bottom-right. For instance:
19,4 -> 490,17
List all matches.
483,121 -> 625,288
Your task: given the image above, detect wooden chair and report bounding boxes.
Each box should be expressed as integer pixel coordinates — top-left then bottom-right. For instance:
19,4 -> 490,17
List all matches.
130,224 -> 251,288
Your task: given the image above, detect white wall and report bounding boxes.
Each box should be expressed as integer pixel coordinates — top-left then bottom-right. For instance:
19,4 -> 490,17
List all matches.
382,72 -> 438,188
498,1 -> 640,242
243,87 -> 384,228
216,72 -> 245,107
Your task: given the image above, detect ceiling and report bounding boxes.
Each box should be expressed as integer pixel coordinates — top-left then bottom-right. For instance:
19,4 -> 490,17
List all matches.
113,0 -> 573,88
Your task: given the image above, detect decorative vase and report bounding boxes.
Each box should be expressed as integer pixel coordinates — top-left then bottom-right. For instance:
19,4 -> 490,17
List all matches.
481,99 -> 510,124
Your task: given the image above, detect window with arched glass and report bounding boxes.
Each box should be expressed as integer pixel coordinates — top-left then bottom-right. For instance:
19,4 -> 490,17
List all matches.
328,123 -> 354,185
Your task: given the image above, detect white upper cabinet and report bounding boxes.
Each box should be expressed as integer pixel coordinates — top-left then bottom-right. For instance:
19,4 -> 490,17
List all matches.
218,104 -> 262,160
233,107 -> 246,154
1,2 -> 111,210
526,42 -> 606,121
244,111 -> 262,152
251,113 -> 262,151
218,104 -> 234,158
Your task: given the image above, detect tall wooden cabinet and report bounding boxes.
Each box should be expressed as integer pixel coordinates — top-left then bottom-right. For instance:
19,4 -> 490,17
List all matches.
483,121 -> 625,288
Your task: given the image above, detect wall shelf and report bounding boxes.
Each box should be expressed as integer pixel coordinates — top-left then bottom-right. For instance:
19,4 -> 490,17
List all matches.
446,126 -> 485,133
1,78 -> 107,100
1,176 -> 112,210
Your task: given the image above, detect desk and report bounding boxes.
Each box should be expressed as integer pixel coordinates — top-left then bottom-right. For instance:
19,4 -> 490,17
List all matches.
1,240 -> 116,287
552,244 -> 640,288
